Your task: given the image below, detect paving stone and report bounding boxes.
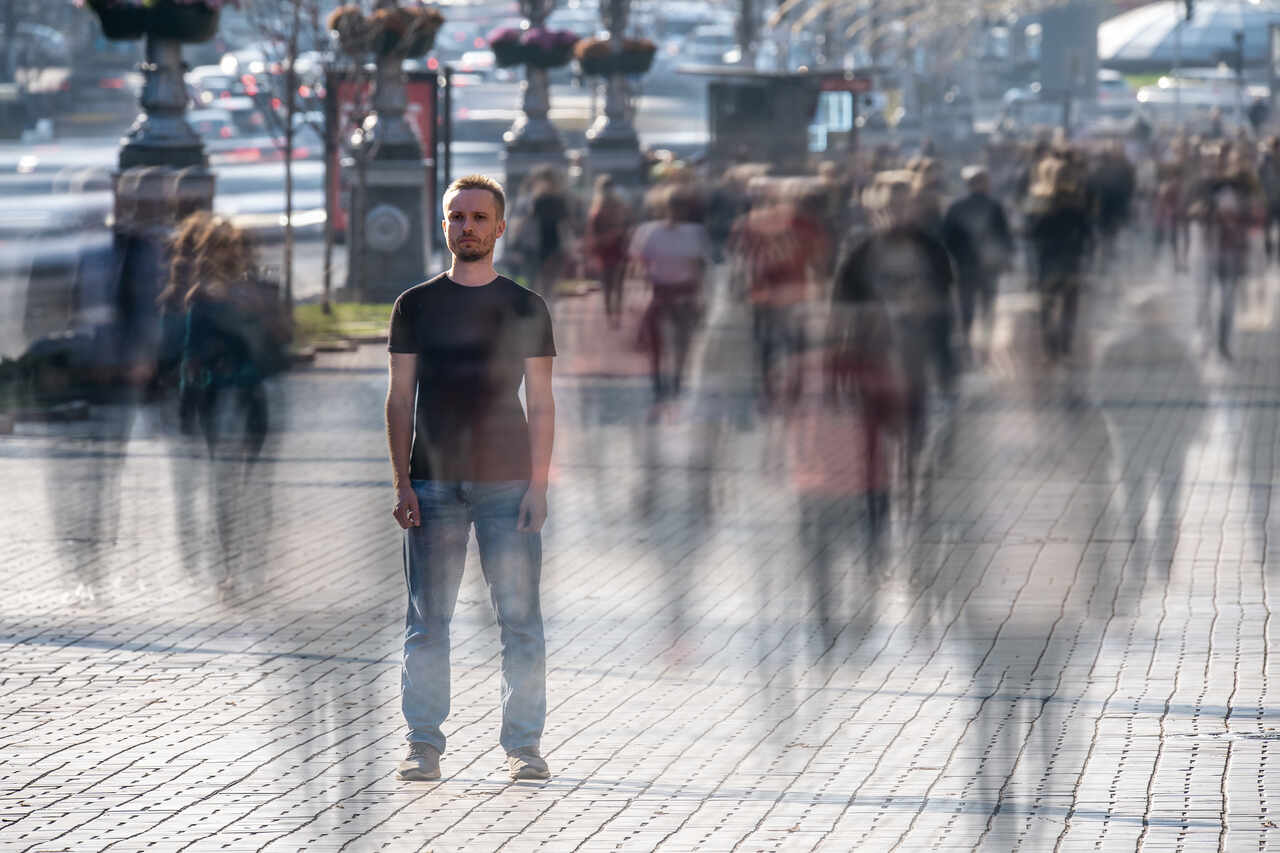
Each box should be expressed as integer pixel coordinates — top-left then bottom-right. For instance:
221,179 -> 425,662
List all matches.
6,257 -> 1280,849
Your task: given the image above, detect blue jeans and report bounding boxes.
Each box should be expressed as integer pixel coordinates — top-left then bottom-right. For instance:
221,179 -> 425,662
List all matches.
401,480 -> 546,754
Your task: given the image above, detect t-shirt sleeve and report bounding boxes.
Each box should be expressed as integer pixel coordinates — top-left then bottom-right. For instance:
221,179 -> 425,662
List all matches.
528,293 -> 557,358
387,293 -> 416,353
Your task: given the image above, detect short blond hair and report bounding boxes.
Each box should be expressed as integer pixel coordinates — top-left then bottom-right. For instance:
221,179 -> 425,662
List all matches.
444,174 -> 506,220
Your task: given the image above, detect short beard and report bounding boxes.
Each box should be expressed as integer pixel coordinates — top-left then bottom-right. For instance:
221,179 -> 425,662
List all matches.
453,246 -> 489,263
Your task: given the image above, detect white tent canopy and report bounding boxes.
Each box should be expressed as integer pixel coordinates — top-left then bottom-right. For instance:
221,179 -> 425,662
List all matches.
1098,0 -> 1280,72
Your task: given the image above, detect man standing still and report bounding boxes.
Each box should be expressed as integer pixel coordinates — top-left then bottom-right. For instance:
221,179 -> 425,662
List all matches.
386,175 -> 556,782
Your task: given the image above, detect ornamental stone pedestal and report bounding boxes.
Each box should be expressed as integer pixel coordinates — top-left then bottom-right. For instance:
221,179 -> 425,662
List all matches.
585,70 -> 643,185
502,0 -> 567,201
116,35 -> 216,226
585,0 -> 643,184
106,29 -> 215,381
504,63 -> 567,199
345,53 -> 428,302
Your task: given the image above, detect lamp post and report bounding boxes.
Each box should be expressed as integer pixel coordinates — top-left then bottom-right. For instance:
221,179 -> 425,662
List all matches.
585,0 -> 643,183
1174,9 -> 1182,129
1233,30 -> 1245,128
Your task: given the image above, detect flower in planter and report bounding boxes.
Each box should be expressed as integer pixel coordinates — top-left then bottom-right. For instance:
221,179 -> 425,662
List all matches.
488,26 -> 522,45
83,0 -> 239,42
370,4 -> 444,58
84,0 -> 148,39
489,26 -> 578,68
330,4 -> 444,59
573,37 -> 613,76
83,0 -> 240,11
573,35 -> 656,76
617,38 -> 656,74
155,0 -> 238,8
488,26 -> 527,68
518,27 -> 579,69
328,4 -> 374,56
404,5 -> 445,55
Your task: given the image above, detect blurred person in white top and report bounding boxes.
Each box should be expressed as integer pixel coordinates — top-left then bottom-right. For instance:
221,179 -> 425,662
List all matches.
628,184 -> 713,400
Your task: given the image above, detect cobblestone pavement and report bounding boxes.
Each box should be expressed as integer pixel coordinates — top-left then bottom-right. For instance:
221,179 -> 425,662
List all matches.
4,247 -> 1280,852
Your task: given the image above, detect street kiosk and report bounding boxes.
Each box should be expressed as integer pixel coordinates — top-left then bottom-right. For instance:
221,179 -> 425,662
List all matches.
677,66 -> 872,173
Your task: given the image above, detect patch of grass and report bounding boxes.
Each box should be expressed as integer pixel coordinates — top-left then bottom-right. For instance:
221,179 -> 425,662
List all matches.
293,302 -> 393,346
1125,72 -> 1164,90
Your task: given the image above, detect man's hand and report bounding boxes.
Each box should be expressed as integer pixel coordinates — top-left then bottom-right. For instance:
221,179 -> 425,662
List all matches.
393,484 -> 420,529
517,485 -> 547,533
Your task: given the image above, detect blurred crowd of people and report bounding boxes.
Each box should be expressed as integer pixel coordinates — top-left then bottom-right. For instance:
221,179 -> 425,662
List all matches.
496,121 -> 1280,649
32,209 -> 292,603
33,119 -> 1280,621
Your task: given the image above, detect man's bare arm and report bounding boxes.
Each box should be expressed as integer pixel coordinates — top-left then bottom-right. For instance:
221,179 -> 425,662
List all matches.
386,352 -> 419,528
518,355 -> 555,531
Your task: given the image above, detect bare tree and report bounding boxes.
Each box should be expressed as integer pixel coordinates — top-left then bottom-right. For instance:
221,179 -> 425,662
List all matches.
241,0 -> 331,312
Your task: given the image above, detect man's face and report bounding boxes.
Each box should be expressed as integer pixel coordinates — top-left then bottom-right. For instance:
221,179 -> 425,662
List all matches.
442,188 -> 505,262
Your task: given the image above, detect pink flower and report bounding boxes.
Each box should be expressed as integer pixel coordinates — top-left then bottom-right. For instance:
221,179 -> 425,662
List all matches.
519,27 -> 577,51
166,0 -> 241,8
86,0 -> 241,7
488,27 -> 522,46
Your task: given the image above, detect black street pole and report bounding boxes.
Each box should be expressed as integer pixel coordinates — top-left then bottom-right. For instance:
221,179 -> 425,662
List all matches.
1234,30 -> 1245,125
443,65 -> 453,190
1063,54 -> 1079,138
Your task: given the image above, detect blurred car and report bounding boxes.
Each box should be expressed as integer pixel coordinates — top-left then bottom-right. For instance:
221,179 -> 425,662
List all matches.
194,103 -> 321,165
220,45 -> 274,78
189,105 -> 266,164
187,64 -> 248,107
215,95 -> 269,136
67,47 -> 143,117
682,24 -> 738,66
288,112 -> 324,158
188,107 -> 240,150
1096,69 -> 1136,119
1000,86 -> 1068,129
2,21 -> 70,94
640,1 -> 730,69
292,51 -> 327,87
456,49 -> 498,80
547,6 -> 599,37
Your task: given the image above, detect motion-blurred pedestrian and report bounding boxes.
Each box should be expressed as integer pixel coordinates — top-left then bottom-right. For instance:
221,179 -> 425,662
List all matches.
1088,141 -> 1136,271
629,184 -> 712,400
527,169 -> 573,305
1200,149 -> 1257,360
728,179 -> 827,410
158,213 -> 290,592
1258,137 -> 1280,262
1027,156 -> 1093,361
838,170 -> 955,506
943,165 -> 1014,364
584,175 -> 631,329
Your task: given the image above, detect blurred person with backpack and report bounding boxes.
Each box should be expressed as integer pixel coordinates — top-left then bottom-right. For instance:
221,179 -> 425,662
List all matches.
158,213 -> 291,591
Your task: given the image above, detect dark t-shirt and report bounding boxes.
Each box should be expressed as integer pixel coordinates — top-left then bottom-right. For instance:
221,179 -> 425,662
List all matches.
388,273 -> 556,482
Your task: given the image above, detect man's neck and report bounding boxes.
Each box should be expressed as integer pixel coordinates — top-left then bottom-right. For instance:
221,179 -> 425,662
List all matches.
448,258 -> 498,286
